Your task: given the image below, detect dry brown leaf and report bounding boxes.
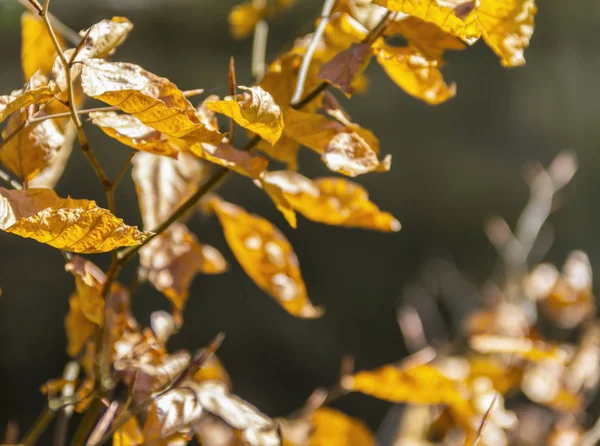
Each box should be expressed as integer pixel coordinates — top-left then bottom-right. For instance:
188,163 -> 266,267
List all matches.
477,0 -> 537,67
208,196 -> 322,318
318,42 -> 373,97
374,42 -> 457,104
0,73 -> 59,124
132,152 -> 227,311
81,59 -> 222,143
0,187 -> 150,253
90,111 -> 181,158
373,0 -> 481,44
21,12 -> 63,80
206,86 -> 283,145
309,408 -> 374,446
260,171 -> 400,231
0,113 -> 65,181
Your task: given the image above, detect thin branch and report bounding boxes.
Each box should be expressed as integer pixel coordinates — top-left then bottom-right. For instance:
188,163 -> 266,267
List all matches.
0,167 -> 23,190
472,394 -> 497,446
111,152 -> 136,190
19,0 -> 80,45
252,20 -> 269,80
228,57 -> 237,144
290,0 -> 336,105
21,407 -> 55,446
70,398 -> 102,446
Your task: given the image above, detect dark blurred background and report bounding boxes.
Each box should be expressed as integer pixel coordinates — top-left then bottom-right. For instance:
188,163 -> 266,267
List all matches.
0,0 -> 598,438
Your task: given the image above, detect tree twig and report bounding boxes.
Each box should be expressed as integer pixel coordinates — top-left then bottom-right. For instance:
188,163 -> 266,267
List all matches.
21,406 -> 55,446
228,57 -> 237,144
251,19 -> 269,80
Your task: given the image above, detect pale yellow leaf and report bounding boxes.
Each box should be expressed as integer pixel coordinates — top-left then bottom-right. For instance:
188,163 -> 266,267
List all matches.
0,73 -> 59,124
0,114 -> 65,181
80,59 -> 222,142
374,42 -> 456,104
208,196 -> 322,318
470,335 -> 569,363
322,132 -> 391,177
21,12 -> 62,79
255,133 -> 300,171
29,121 -> 77,189
0,187 -> 150,253
261,171 -> 400,231
65,256 -> 105,326
229,1 -> 265,39
477,0 -> 537,67
113,417 -> 144,446
78,16 -> 134,59
373,0 -> 481,44
90,111 -> 181,157
64,293 -> 95,357
206,86 -> 283,144
309,408 -> 374,446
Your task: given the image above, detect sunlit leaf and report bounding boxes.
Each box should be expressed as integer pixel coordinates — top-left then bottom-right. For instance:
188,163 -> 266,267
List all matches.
0,187 -> 150,253
208,196 -> 322,318
309,408 -> 374,446
187,142 -> 269,179
132,152 -> 227,311
348,364 -> 474,425
90,111 -> 181,158
318,42 -> 373,97
373,0 -> 481,44
255,133 -> 300,171
143,393 -> 202,442
374,42 -> 456,104
29,121 -> 77,189
78,16 -> 134,59
282,107 -> 340,153
0,73 -> 59,124
21,12 -> 63,80
80,59 -> 222,143
113,417 -> 144,446
0,114 -> 65,181
260,171 -> 400,231
64,294 -> 95,357
322,131 -> 391,177
206,86 -> 283,144
477,0 -> 537,67
65,256 -> 106,326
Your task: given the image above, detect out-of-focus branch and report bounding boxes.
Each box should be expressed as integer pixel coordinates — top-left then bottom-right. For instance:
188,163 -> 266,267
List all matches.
251,19 -> 269,80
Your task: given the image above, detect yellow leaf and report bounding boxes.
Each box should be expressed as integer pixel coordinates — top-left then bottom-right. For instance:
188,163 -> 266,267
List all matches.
29,121 -> 77,189
255,133 -> 300,170
21,12 -> 63,79
206,86 -> 283,145
132,152 -> 227,310
385,16 -> 466,60
187,142 -> 269,179
80,59 -> 222,143
374,42 -> 456,104
228,1 -> 265,39
309,408 -> 374,446
113,417 -> 144,446
208,196 -> 322,318
78,16 -> 134,59
322,132 -> 391,177
65,256 -> 106,326
0,114 -> 65,181
192,355 -> 231,386
261,171 -> 401,231
349,364 -> 474,425
282,107 -> 341,153
373,0 -> 481,44
317,42 -> 373,97
90,111 -> 181,158
0,73 -> 59,124
64,294 -> 95,357
0,187 -> 151,253
477,0 -> 537,67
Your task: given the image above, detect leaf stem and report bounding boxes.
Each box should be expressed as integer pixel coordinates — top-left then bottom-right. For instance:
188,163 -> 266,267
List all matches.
21,406 -> 55,446
70,397 -> 102,446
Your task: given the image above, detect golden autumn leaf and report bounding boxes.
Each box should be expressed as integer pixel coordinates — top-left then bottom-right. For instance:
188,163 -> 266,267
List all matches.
260,171 -> 400,232
348,364 -> 474,425
318,42 -> 373,97
228,1 -> 265,39
132,152 -> 227,311
65,256 -> 106,326
78,16 -> 134,59
21,12 -> 63,80
374,42 -> 457,105
208,196 -> 322,318
80,59 -> 222,143
373,0 -> 481,44
282,107 -> 341,153
477,0 -> 537,67
188,142 -> 270,179
113,417 -> 144,446
0,187 -> 150,253
64,294 -> 95,357
309,408 -> 374,446
255,133 -> 300,171
206,86 -> 283,144
90,111 -> 181,158
0,73 -> 59,124
322,132 -> 391,177
0,114 -> 65,181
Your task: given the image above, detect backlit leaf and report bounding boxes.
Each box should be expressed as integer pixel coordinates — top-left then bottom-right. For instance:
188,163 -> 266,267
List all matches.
65,256 -> 106,326
373,0 -> 481,44
113,417 -> 144,446
261,171 -> 400,231
0,187 -> 150,253
21,12 -> 62,79
29,121 -> 77,189
255,133 -> 300,170
64,294 -> 95,357
78,16 -> 134,59
0,73 -> 59,124
309,408 -> 374,446
206,86 -> 283,144
477,0 -> 537,67
374,42 -> 456,104
208,196 -> 322,318
187,142 -> 269,179
0,114 -> 65,181
80,59 -> 222,143
322,132 -> 391,177
132,152 -> 227,311
90,111 -> 181,158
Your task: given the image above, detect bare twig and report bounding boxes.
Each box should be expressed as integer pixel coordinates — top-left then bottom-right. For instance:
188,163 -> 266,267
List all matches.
21,407 -> 55,446
472,394 -> 497,446
228,57 -> 237,144
85,401 -> 118,446
290,0 -> 336,105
